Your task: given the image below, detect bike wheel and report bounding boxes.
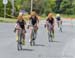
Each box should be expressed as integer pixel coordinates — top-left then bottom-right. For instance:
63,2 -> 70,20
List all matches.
17,39 -> 22,51
17,30 -> 22,51
30,39 -> 32,46
59,21 -> 62,32
30,29 -> 36,46
20,33 -> 23,50
48,31 -> 51,42
17,40 -> 19,51
48,30 -> 54,42
60,27 -> 62,32
50,31 -> 53,42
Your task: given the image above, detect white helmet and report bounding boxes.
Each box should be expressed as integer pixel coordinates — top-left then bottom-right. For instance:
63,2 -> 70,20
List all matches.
19,12 -> 23,16
56,14 -> 60,17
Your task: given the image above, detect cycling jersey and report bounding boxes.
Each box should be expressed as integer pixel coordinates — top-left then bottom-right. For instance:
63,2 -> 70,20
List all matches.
17,20 -> 26,30
47,18 -> 54,25
56,17 -> 61,21
30,16 -> 38,26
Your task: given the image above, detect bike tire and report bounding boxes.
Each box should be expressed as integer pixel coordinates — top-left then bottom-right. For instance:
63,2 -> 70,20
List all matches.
17,30 -> 23,51
30,29 -> 36,46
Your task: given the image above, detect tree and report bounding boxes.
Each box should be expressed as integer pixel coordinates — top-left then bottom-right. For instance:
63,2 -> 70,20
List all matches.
60,0 -> 74,14
43,0 -> 56,15
0,0 -> 4,17
54,0 -> 63,13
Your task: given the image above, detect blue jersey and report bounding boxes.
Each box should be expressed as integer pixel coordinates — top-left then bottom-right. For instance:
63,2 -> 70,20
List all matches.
56,17 -> 61,21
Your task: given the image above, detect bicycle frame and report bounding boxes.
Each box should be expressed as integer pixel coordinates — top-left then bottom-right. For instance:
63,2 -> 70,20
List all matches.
47,23 -> 54,42
30,26 -> 37,46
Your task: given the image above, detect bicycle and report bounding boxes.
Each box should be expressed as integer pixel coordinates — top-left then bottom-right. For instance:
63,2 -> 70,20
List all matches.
47,23 -> 54,42
57,21 -> 62,32
16,29 -> 25,51
30,26 -> 37,46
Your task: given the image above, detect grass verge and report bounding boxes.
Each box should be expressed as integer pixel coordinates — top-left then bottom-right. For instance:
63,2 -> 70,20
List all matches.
0,17 -> 16,23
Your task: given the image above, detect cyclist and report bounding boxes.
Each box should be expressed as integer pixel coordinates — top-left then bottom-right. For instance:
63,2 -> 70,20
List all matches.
56,14 -> 62,28
14,12 -> 26,45
28,11 -> 39,45
45,13 -> 55,39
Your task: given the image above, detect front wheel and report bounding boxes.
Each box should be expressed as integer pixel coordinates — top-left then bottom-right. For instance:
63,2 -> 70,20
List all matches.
17,40 -> 22,51
60,27 -> 62,32
16,30 -> 23,51
30,29 -> 37,46
48,30 -> 54,42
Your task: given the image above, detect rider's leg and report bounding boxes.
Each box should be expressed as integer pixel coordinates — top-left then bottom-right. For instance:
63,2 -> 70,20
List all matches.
30,27 -> 33,44
30,29 -> 33,46
57,21 -> 59,28
23,30 -> 26,39
34,26 -> 38,37
30,29 -> 32,40
52,27 -> 54,38
58,21 -> 62,31
16,30 -> 18,42
47,26 -> 51,42
22,30 -> 25,45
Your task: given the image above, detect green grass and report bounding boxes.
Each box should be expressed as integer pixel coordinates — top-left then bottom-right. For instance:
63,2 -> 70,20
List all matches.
0,14 -> 75,23
0,17 -> 16,23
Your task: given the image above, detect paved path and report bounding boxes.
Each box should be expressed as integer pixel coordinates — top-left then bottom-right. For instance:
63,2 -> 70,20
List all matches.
0,20 -> 75,58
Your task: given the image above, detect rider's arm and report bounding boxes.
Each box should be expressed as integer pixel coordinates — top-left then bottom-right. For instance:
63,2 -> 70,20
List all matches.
14,21 -> 19,29
14,24 -> 17,32
45,18 -> 49,28
24,20 -> 26,30
14,22 -> 19,32
36,16 -> 39,27
60,17 -> 62,24
27,17 -> 32,29
15,23 -> 20,29
24,20 -> 26,25
37,16 -> 39,23
29,18 -> 32,26
53,18 -> 55,28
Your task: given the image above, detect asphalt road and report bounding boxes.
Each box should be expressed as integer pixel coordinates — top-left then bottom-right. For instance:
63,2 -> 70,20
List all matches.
0,19 -> 75,58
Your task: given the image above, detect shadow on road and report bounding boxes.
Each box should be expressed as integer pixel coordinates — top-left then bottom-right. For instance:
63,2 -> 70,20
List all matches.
21,48 -> 34,51
34,44 -> 45,47
50,41 -> 61,43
